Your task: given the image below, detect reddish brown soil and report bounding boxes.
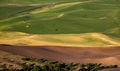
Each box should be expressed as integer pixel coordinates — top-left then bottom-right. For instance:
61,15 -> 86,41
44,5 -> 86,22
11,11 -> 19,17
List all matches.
99,68 -> 120,71
0,45 -> 120,66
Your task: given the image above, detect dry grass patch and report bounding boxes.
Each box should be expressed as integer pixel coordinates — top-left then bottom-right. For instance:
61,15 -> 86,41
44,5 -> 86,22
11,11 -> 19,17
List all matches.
0,32 -> 119,47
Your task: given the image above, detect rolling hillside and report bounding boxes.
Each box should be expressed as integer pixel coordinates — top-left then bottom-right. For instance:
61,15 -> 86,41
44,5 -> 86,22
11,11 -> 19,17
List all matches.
0,0 -> 120,46
0,0 -> 78,4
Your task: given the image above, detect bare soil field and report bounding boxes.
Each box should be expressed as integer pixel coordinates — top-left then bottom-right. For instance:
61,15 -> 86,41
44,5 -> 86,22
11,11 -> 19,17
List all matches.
0,45 -> 120,66
99,68 -> 120,71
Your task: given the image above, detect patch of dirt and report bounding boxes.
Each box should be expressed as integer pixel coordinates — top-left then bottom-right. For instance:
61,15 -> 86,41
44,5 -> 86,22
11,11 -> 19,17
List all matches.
99,68 -> 120,71
0,46 -> 120,66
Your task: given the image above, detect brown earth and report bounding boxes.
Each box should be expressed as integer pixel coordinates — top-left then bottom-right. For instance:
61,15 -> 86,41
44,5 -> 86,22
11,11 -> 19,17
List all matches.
0,45 -> 120,67
99,68 -> 120,71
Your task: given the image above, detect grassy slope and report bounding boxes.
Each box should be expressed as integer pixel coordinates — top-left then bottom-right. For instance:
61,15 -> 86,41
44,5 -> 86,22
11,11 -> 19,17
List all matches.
0,0 -> 79,4
0,6 -> 35,19
0,0 -> 120,46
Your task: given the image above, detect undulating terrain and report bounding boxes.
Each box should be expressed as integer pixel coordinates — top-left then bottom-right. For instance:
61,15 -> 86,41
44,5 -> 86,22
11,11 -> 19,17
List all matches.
0,0 -> 120,71
0,45 -> 120,71
0,0 -> 120,46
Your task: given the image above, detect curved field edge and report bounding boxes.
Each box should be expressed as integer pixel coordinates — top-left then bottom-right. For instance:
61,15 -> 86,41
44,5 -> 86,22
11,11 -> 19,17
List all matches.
0,32 -> 119,47
0,1 -> 90,20
0,0 -> 119,35
0,0 -> 120,47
